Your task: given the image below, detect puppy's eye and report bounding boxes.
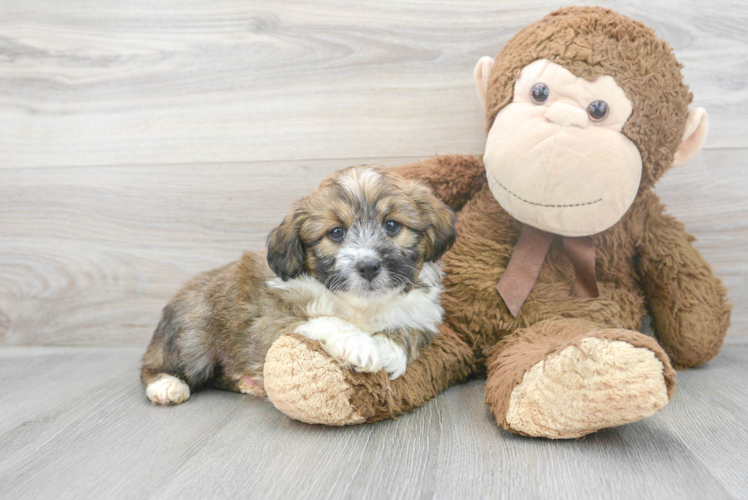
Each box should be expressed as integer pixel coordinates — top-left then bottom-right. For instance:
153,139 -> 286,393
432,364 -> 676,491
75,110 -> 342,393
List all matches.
530,83 -> 550,104
328,227 -> 346,242
587,100 -> 609,122
383,220 -> 401,236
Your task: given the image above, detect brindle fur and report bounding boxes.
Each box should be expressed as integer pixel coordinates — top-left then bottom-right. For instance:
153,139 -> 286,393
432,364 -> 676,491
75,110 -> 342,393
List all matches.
141,166 -> 456,396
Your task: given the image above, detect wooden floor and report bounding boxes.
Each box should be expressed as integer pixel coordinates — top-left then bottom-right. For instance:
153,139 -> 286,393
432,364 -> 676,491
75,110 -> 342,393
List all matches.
1,1 -> 747,499
0,345 -> 747,500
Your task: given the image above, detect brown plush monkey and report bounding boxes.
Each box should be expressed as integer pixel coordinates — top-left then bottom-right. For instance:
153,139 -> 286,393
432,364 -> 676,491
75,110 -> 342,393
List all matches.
261,7 -> 731,438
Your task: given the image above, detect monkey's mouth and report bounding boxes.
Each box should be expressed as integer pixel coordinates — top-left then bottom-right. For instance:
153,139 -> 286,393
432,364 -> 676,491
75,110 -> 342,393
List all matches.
489,172 -> 602,208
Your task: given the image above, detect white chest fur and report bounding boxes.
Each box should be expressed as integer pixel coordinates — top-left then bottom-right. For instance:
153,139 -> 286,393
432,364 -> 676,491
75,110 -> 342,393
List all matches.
267,262 -> 444,335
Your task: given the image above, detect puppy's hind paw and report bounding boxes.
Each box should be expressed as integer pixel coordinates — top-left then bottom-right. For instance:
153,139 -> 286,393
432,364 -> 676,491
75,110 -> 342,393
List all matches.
146,374 -> 191,405
238,374 -> 267,397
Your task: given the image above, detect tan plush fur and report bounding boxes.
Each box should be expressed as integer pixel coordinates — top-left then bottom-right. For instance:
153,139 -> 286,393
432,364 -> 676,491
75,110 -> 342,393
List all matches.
504,337 -> 670,438
484,318 -> 676,437
262,7 -> 731,438
264,334 -> 365,425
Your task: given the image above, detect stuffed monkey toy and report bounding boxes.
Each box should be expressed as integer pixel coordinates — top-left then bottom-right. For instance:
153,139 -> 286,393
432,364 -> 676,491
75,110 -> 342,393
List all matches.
261,7 -> 731,438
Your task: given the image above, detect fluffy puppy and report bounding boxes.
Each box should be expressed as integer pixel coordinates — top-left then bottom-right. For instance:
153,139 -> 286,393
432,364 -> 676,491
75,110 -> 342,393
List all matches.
141,166 -> 456,405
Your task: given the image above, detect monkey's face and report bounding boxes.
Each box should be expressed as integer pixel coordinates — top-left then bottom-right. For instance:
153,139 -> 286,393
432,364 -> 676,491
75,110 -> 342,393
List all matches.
483,59 -> 642,237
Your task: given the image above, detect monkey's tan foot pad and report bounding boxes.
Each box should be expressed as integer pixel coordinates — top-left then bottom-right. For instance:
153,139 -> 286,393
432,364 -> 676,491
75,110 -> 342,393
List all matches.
505,337 -> 671,439
264,333 -> 365,426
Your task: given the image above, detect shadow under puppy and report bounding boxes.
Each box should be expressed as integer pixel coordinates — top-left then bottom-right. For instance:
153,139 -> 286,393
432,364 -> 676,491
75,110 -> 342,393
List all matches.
141,166 -> 457,405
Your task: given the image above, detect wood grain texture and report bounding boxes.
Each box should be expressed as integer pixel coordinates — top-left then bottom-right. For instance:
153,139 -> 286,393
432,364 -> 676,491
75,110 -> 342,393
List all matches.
0,157 -> 407,345
0,0 -> 747,169
0,346 -> 746,500
1,150 -> 745,346
0,1 -> 745,347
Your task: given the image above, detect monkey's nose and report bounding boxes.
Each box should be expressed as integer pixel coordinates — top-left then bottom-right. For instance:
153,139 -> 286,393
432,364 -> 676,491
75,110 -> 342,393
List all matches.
356,260 -> 381,281
544,102 -> 588,128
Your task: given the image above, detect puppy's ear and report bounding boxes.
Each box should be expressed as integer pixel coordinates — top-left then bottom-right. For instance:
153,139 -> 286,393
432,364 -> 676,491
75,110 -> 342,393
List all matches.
266,208 -> 305,280
423,192 -> 457,262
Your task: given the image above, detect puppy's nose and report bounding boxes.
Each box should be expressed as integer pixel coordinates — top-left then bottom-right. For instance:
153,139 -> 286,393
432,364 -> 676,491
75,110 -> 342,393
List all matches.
356,260 -> 381,281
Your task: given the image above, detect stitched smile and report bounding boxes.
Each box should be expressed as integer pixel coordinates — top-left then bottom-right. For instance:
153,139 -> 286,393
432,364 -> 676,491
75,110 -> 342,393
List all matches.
489,173 -> 602,208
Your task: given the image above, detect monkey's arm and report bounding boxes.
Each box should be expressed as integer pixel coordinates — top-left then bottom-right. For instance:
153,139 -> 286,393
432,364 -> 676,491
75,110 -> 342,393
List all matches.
390,155 -> 487,212
636,201 -> 731,369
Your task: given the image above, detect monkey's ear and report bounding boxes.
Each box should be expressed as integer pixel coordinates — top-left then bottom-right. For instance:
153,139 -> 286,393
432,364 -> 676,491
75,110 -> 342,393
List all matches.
266,210 -> 305,281
673,108 -> 708,167
474,56 -> 495,108
424,197 -> 457,263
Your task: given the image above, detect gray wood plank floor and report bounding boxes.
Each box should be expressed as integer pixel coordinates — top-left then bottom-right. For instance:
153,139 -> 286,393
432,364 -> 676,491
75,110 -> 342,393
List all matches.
0,346 -> 746,500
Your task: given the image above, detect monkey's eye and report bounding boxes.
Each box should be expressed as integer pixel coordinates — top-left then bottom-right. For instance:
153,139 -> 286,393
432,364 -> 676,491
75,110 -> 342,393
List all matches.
530,83 -> 550,104
328,227 -> 346,242
587,100 -> 609,122
383,220 -> 402,236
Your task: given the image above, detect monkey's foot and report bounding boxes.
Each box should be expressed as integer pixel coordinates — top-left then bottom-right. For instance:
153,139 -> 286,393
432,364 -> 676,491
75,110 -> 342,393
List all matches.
263,334 -> 365,426
486,320 -> 676,439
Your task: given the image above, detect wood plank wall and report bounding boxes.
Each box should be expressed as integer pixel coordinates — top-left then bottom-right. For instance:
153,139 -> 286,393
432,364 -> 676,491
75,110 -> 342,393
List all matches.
1,0 -> 746,346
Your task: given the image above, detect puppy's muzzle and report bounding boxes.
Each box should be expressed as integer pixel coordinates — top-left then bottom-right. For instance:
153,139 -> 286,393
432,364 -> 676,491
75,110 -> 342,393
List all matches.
356,260 -> 381,282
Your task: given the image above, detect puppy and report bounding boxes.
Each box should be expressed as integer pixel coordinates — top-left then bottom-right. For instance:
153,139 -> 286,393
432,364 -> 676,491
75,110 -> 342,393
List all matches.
141,165 -> 456,405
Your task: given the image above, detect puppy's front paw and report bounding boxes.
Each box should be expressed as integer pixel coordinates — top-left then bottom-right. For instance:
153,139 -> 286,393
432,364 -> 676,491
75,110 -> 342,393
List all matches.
295,316 -> 360,341
373,335 -> 408,380
295,316 -> 382,373
325,332 -> 381,374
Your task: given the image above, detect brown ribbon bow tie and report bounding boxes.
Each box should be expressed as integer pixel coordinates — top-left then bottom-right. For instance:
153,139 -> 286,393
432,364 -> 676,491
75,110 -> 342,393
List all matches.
496,224 -> 599,317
